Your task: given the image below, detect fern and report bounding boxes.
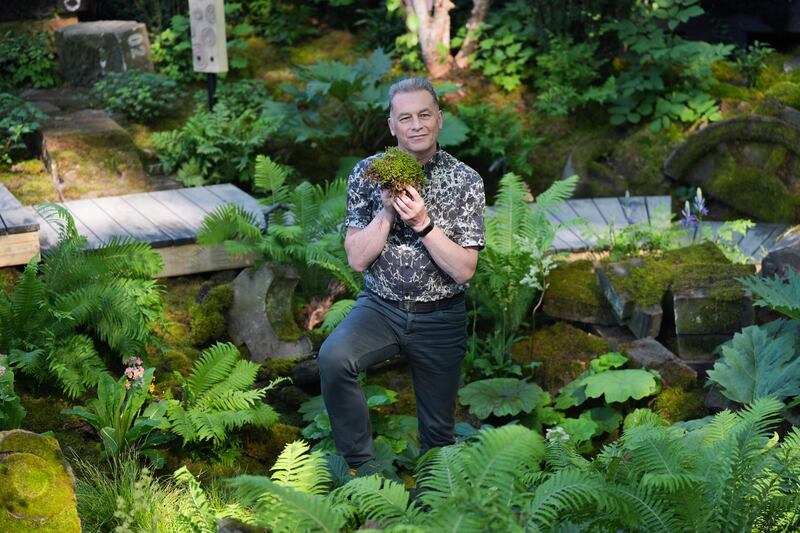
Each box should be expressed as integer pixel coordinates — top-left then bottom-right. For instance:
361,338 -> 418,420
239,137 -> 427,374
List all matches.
331,475 -> 420,527
320,299 -> 356,334
739,268 -> 800,320
166,342 -> 279,446
270,440 -> 332,495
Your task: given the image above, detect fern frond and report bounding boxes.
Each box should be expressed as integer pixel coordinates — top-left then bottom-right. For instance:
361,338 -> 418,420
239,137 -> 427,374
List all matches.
271,440 -> 331,495
524,468 -> 610,532
332,475 -> 419,527
186,342 -> 240,400
320,299 -> 355,334
197,203 -> 262,246
607,484 -> 679,533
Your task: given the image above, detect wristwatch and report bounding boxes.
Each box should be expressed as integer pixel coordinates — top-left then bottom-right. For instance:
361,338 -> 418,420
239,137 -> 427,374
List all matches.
416,218 -> 435,237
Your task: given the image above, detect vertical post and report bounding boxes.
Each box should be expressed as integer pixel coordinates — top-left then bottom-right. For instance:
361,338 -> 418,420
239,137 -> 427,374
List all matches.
207,72 -> 217,111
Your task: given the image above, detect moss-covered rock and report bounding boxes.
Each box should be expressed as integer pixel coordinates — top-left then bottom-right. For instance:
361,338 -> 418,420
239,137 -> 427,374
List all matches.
189,283 -> 234,347
0,430 -> 81,532
543,260 -> 617,325
764,81 -> 800,110
0,159 -> 58,205
242,423 -> 302,468
511,323 -> 611,394
653,387 -> 705,423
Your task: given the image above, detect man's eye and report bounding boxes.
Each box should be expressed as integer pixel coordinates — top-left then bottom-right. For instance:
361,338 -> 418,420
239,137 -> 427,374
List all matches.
399,117 -> 410,122
420,113 -> 430,119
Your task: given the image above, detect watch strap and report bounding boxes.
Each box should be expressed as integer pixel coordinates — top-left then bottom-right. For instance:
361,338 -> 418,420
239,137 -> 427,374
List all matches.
416,219 -> 435,237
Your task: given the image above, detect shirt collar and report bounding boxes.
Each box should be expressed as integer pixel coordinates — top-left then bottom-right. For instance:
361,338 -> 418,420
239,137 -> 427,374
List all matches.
422,143 -> 443,172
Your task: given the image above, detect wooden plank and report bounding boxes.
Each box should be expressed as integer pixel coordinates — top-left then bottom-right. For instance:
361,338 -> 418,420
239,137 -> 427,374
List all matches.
746,224 -> 785,262
150,188 -> 215,228
205,184 -> 266,229
546,203 -> 589,250
645,196 -> 671,226
622,195 -> 649,224
566,198 -> 608,247
0,232 -> 40,267
758,224 -> 790,256
120,193 -> 197,245
738,224 -> 780,259
592,197 -> 632,229
176,187 -> 227,215
93,196 -> 173,248
60,199 -> 122,249
553,225 -> 588,252
35,211 -> 63,253
2,206 -> 40,234
155,243 -> 258,277
550,232 -> 572,252
0,184 -> 22,210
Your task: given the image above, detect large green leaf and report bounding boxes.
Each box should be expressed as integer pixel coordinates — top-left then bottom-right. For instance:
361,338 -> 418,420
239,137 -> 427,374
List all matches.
438,111 -> 469,147
458,378 -> 546,420
706,322 -> 800,404
581,369 -> 660,404
739,269 -> 800,320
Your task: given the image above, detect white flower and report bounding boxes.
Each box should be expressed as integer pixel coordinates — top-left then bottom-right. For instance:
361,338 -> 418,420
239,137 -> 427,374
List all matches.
546,426 -> 570,443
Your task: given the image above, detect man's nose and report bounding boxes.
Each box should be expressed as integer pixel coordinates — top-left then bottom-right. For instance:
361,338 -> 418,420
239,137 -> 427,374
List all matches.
411,116 -> 423,129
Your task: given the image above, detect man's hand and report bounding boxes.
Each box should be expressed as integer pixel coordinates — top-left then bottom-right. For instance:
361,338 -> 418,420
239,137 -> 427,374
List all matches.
392,185 -> 429,232
380,188 -> 396,222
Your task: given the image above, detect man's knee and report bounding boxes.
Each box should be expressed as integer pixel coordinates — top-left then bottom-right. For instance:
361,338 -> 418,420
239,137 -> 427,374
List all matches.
317,336 -> 355,381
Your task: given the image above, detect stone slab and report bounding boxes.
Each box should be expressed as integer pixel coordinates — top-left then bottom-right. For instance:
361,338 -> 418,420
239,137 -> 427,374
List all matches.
620,337 -> 697,388
626,304 -> 663,339
55,20 -> 154,86
673,284 -> 754,336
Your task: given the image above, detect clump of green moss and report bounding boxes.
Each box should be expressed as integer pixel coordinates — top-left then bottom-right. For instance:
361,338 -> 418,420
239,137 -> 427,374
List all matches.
511,323 -> 611,393
607,242 -> 754,307
764,81 -> 800,110
188,284 -> 233,347
366,147 -> 426,196
257,357 -> 299,382
242,423 -> 302,468
653,387 -> 705,423
545,260 -> 607,311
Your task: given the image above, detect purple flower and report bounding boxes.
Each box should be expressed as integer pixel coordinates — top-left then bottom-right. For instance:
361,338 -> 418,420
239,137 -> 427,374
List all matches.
621,190 -> 637,225
681,200 -> 698,229
693,188 -> 708,217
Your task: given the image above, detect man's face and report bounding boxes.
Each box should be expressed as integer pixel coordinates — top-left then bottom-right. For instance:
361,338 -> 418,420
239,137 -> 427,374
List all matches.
388,90 -> 443,162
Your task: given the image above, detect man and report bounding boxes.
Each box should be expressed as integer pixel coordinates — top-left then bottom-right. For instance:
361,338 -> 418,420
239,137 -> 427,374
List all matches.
317,77 -> 485,474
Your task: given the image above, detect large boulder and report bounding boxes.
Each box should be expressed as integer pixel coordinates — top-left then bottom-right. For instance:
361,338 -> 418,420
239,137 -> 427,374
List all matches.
663,116 -> 800,223
0,430 -> 81,532
760,225 -> 800,278
228,265 -> 314,362
55,21 -> 154,86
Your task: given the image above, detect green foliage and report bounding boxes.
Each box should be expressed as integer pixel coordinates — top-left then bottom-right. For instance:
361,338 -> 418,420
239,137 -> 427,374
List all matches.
1,206 -> 163,398
469,173 -> 578,334
534,34 -> 615,116
605,0 -> 733,131
262,49 -> 395,157
736,41 -> 774,88
192,78 -> 271,117
366,146 -> 426,196
463,329 -> 527,380
0,30 -> 59,90
460,0 -> 537,91
0,92 -> 48,165
739,267 -> 800,320
173,466 -> 255,532
232,0 -> 312,45
166,342 -> 280,446
198,156 -> 362,297
188,284 -> 233,347
91,70 -> 180,122
707,321 -> 800,404
151,103 -> 277,186
458,378 -> 547,419
319,298 -> 356,335
454,103 -> 540,176
0,354 -> 25,429
62,365 -> 171,463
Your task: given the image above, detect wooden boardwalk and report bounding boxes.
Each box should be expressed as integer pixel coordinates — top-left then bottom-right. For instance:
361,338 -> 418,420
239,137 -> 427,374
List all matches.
548,196 -> 788,263
0,187 -> 791,274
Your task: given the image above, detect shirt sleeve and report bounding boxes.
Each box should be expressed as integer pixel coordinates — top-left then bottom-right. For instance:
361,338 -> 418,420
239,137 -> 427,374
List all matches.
454,168 -> 486,250
344,158 -> 374,228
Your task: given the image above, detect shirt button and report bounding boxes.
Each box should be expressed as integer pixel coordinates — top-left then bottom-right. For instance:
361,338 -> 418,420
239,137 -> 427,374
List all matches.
404,264 -> 409,268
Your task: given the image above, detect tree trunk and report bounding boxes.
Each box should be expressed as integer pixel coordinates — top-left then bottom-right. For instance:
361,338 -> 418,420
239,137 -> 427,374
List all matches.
408,0 -> 456,79
454,0 -> 491,69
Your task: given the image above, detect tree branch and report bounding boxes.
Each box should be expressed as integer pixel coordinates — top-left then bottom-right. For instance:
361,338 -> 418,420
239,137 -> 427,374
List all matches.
454,0 -> 491,69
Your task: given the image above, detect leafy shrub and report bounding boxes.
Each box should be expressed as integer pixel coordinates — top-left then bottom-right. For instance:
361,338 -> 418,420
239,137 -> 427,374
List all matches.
1,206 -> 163,398
605,0 -> 733,131
0,30 -> 59,90
707,321 -> 800,405
166,342 -> 280,446
198,155 -> 362,298
460,0 -> 537,91
226,398 -> 800,532
736,40 -> 774,88
231,0 -> 312,45
0,354 -> 25,430
469,173 -> 578,335
62,360 -> 171,464
192,78 -> 271,116
151,103 -> 277,186
534,34 -> 614,116
91,70 -> 180,122
454,103 -> 540,176
0,92 -> 47,165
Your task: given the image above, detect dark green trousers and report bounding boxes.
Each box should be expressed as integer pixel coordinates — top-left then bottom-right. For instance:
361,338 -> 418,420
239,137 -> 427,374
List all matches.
317,291 -> 467,468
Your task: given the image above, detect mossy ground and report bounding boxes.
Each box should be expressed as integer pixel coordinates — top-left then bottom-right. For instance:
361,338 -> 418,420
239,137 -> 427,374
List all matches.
511,323 -> 611,394
544,260 -> 608,315
0,158 -> 58,205
653,386 -> 706,423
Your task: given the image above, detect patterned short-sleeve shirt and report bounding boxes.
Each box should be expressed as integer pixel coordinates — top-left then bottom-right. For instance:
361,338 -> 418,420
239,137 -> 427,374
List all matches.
345,147 -> 486,302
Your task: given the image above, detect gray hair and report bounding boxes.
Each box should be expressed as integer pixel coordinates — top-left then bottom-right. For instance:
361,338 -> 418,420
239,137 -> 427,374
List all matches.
388,77 -> 439,116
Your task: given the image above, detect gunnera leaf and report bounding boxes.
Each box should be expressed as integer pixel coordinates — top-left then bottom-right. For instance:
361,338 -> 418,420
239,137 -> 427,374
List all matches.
458,378 -> 546,420
581,369 -> 661,404
366,146 -> 426,196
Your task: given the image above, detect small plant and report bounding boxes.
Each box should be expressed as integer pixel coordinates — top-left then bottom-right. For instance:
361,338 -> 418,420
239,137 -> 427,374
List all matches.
365,147 -> 426,196
736,40 -> 774,88
91,70 -> 180,122
0,92 -> 48,165
62,359 -> 171,464
0,30 -> 59,90
0,353 -> 25,430
166,342 -> 280,446
151,103 -> 277,186
191,78 -> 271,116
458,377 -> 548,420
173,466 -> 255,532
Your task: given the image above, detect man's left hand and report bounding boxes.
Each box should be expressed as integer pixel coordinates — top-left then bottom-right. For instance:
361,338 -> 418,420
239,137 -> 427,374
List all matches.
393,186 -> 429,232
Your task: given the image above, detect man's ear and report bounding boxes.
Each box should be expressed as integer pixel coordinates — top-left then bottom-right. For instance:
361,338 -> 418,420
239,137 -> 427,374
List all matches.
437,109 -> 444,130
387,116 -> 396,137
